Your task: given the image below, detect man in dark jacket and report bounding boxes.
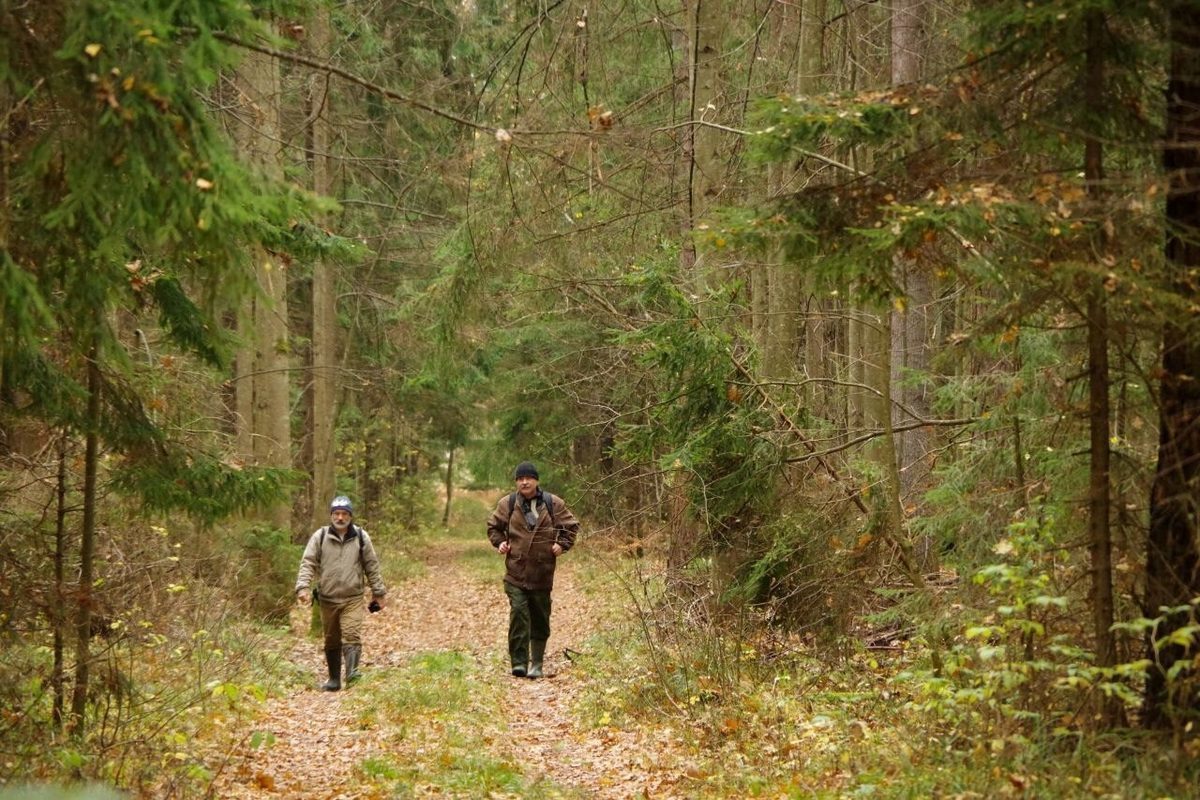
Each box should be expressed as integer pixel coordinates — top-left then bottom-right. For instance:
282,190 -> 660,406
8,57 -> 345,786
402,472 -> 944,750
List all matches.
487,462 -> 579,678
295,496 -> 387,691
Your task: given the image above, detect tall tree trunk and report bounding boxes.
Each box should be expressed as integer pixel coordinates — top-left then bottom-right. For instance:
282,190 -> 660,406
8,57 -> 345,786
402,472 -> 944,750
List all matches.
1082,9 -> 1119,727
762,16 -> 796,380
53,435 -> 68,731
309,9 -> 338,531
0,70 -> 7,395
889,0 -> 934,508
847,308 -> 866,439
762,0 -> 824,383
864,0 -> 930,556
231,39 -> 291,528
70,341 -> 101,737
669,0 -> 730,578
1144,2 -> 1200,729
798,1 -> 828,415
871,312 -> 905,540
683,0 -> 728,298
442,446 -> 455,527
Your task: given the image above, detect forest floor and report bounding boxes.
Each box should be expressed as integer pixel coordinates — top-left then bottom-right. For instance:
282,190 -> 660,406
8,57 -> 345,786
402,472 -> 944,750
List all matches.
205,493 -> 684,799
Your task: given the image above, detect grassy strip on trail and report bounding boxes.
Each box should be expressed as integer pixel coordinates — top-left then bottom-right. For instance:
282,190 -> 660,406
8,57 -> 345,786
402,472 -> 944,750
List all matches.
343,489 -> 584,798
346,649 -> 582,799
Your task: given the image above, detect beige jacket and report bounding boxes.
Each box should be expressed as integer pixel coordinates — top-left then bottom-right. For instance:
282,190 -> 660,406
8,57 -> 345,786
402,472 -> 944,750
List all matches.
295,525 -> 386,604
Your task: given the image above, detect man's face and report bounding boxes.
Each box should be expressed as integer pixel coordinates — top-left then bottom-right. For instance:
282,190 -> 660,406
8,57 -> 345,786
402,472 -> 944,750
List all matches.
330,509 -> 352,529
515,475 -> 539,498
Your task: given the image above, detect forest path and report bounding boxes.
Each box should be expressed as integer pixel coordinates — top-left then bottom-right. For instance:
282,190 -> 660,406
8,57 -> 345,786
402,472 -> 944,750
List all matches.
207,520 -> 667,799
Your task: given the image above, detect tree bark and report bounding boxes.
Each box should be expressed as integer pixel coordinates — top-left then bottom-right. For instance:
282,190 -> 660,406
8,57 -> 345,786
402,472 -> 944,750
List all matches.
230,38 -> 292,528
889,0 -> 934,507
442,446 -> 455,527
683,0 -> 729,298
762,0 -> 798,379
70,340 -> 101,737
1082,9 -> 1119,727
53,435 -> 68,731
309,8 -> 338,531
1144,2 -> 1200,729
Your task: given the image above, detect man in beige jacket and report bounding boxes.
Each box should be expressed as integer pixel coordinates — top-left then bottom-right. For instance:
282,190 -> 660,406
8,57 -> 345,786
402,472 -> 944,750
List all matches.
295,496 -> 387,690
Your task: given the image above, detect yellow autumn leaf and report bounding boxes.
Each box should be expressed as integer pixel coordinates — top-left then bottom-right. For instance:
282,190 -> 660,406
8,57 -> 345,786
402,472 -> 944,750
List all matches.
85,43 -> 102,58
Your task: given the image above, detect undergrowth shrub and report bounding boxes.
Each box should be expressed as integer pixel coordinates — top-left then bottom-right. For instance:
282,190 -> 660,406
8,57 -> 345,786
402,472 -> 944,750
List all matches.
232,524 -> 301,621
895,513 -> 1143,746
730,504 -> 869,645
0,499 -> 305,797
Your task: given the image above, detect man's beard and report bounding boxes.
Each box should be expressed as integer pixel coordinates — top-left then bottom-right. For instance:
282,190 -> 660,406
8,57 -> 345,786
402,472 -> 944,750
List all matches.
332,519 -> 351,531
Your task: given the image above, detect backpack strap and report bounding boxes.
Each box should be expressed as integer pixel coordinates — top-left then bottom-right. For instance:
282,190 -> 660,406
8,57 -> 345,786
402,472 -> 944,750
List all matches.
318,524 -> 365,565
543,492 -> 555,529
508,491 -> 556,531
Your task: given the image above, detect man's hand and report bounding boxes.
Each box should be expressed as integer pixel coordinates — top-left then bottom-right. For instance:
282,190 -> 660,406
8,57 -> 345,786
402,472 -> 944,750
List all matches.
297,590 -> 311,607
498,541 -> 511,555
552,543 -> 563,557
371,595 -> 386,611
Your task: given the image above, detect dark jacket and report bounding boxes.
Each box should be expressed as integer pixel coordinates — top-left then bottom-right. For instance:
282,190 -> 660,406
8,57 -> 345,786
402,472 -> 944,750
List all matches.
487,489 -> 579,591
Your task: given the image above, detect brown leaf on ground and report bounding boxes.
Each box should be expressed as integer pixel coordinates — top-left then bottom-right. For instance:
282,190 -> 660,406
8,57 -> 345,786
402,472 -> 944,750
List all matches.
206,524 -> 677,799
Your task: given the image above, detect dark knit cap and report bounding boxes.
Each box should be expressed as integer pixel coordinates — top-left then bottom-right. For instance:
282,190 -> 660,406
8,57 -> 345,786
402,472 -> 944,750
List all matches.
514,461 -> 539,480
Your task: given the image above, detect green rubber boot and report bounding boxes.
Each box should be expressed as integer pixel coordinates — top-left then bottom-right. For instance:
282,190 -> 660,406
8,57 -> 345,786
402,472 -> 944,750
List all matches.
343,644 -> 362,685
321,648 -> 342,691
527,640 -> 547,679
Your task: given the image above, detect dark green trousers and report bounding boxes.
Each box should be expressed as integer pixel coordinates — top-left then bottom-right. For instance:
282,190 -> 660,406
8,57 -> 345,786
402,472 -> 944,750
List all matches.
504,582 -> 551,668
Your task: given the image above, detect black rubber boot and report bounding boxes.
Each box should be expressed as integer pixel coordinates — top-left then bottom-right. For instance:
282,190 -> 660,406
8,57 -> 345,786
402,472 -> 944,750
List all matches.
527,640 -> 547,679
510,640 -> 528,677
321,648 -> 342,691
343,644 -> 362,685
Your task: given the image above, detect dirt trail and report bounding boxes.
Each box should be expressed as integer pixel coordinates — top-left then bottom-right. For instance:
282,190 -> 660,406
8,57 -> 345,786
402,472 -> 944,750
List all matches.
208,536 -> 665,799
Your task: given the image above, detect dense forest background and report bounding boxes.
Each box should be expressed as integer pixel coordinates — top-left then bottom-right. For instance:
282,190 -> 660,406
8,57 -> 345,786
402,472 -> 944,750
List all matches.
1,0 -> 1199,797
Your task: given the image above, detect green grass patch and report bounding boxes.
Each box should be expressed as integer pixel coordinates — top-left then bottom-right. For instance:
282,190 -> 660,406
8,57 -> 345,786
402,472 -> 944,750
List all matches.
456,540 -> 504,582
348,648 -> 582,798
444,492 -> 496,541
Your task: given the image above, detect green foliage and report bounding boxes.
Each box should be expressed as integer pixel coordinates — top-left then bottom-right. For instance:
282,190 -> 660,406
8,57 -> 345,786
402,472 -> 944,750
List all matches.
727,504 -> 865,641
1117,598 -> 1200,732
111,454 -> 297,524
147,276 -> 235,369
752,89 -> 918,158
897,513 -> 1142,741
0,559 -> 293,792
615,257 -> 780,526
235,525 -> 303,621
